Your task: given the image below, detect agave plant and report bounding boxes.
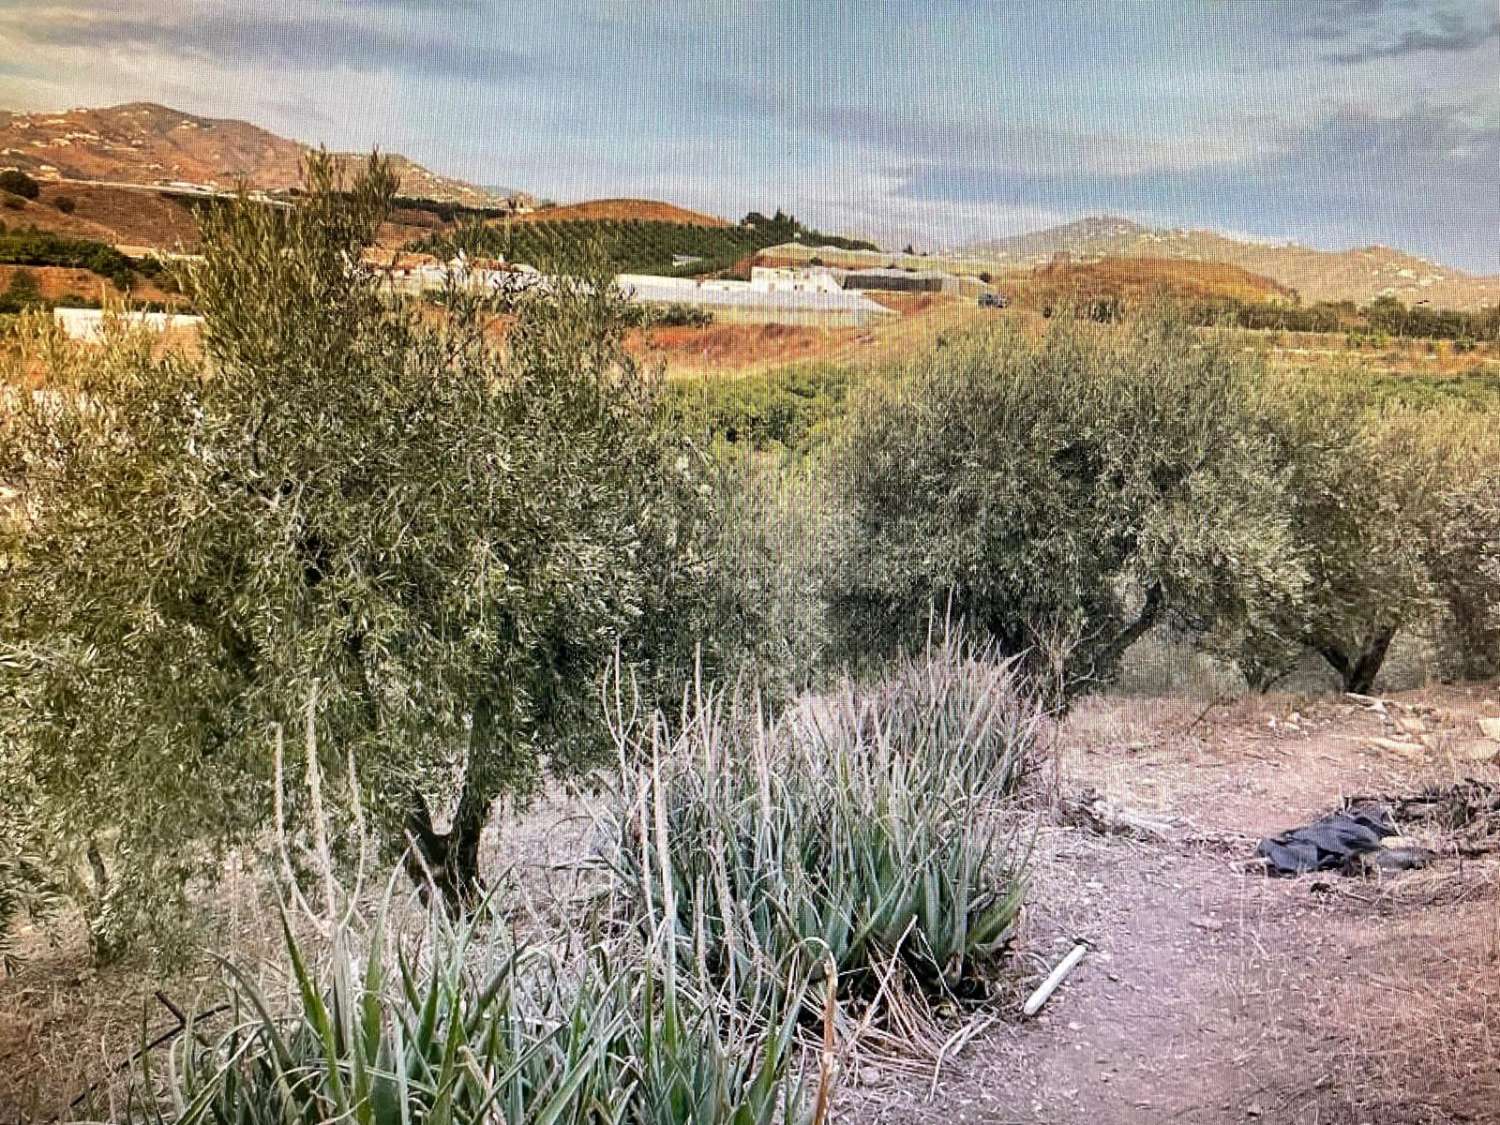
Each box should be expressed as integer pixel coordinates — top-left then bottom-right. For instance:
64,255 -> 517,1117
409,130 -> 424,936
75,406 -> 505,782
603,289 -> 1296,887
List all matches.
604,636 -> 1040,1026
100,886 -> 824,1125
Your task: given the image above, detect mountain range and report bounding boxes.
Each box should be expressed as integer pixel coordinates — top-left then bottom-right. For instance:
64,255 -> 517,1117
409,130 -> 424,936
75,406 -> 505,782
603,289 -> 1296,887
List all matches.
963,217 -> 1500,310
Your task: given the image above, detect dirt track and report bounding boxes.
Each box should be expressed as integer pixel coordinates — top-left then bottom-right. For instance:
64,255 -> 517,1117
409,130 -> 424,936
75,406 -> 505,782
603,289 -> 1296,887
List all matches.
853,686 -> 1500,1124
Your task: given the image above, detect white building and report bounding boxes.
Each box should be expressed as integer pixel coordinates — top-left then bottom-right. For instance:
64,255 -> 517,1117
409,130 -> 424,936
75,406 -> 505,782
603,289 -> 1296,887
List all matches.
747,266 -> 844,294
616,272 -> 894,327
53,307 -> 203,341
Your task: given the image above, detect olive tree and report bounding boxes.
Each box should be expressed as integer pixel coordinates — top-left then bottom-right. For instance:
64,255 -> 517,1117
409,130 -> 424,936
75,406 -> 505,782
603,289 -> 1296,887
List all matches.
827,313 -> 1303,693
0,156 -> 724,955
1424,465 -> 1500,682
1251,394 -> 1443,695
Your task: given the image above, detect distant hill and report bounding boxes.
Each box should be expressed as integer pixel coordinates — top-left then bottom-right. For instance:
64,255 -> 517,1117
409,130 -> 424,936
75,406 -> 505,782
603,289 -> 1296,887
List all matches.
1025,256 -> 1297,307
964,216 -> 1500,310
508,198 -> 731,227
0,102 -> 519,208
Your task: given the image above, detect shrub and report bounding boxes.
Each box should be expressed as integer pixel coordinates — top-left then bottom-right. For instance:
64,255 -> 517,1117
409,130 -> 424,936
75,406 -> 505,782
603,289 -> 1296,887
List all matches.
654,301 -> 713,327
0,230 -> 135,287
0,154 -> 738,956
0,169 -> 38,200
604,636 -> 1040,1031
0,269 -> 41,313
52,194 -> 76,215
670,362 -> 853,452
827,312 -> 1302,692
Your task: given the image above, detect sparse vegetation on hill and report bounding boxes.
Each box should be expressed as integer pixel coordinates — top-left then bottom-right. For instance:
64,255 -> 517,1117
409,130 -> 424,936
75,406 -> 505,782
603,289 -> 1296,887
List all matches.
966,214 -> 1500,310
504,197 -> 732,227
0,103 -> 516,207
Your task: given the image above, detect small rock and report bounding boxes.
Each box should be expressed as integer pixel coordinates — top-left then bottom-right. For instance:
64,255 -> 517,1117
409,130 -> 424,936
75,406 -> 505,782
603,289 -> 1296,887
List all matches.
1190,916 -> 1223,932
1247,1103 -> 1263,1118
1479,717 -> 1500,740
1456,738 -> 1500,763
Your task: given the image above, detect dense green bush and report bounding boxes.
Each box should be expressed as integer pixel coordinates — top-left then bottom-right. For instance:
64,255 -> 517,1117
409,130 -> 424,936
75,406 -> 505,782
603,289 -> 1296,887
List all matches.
654,301 -> 714,326
827,314 -> 1302,692
1425,467 -> 1500,681
1185,295 -> 1500,343
0,268 -> 41,312
0,230 -> 138,288
0,169 -> 38,200
669,363 -> 854,452
1238,398 -> 1441,693
0,155 -> 741,957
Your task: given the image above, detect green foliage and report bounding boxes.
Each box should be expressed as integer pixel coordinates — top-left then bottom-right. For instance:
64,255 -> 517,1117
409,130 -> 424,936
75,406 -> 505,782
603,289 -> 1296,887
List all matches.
105,893 -> 820,1124
1186,296 -> 1500,343
1425,467 -> 1500,681
0,155 -> 733,955
653,301 -> 714,327
0,268 -> 41,313
668,363 -> 854,453
0,169 -> 39,200
421,212 -> 874,278
605,637 -> 1038,1012
1346,371 -> 1500,412
827,314 -> 1302,691
1236,391 -> 1445,693
0,230 -> 139,288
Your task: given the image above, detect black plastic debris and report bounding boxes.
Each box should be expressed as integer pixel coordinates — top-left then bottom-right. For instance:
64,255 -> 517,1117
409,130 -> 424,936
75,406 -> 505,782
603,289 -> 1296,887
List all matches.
1255,807 -> 1396,876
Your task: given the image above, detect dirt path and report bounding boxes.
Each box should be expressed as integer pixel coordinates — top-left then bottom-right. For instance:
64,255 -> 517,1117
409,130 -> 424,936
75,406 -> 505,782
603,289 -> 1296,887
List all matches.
852,686 -> 1500,1124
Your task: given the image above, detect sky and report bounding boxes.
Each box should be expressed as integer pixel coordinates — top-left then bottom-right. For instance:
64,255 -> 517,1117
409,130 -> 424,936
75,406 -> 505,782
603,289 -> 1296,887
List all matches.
1,0 -> 1496,271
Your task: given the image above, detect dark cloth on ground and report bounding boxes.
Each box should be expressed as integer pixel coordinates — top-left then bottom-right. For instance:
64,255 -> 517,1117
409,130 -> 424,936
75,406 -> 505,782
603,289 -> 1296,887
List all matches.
1256,807 -> 1396,876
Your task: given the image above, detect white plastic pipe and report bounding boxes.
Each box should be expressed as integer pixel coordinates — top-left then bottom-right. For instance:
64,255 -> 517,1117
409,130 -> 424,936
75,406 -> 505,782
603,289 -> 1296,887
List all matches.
1023,942 -> 1088,1017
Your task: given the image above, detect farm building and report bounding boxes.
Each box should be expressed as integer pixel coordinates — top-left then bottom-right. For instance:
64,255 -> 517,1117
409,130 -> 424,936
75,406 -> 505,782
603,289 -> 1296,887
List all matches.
617,272 -> 894,327
839,267 -> 959,294
747,266 -> 844,294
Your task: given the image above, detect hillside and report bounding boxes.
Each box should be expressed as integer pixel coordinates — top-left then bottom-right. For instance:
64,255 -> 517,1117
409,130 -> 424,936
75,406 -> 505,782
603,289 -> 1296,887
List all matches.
0,102 -> 518,208
1023,256 -> 1298,307
505,198 -> 730,227
965,216 -> 1500,310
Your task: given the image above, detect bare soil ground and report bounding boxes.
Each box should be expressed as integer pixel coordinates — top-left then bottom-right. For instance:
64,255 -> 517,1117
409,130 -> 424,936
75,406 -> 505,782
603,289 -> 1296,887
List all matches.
849,685 -> 1500,1124
3,685 -> 1497,1122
